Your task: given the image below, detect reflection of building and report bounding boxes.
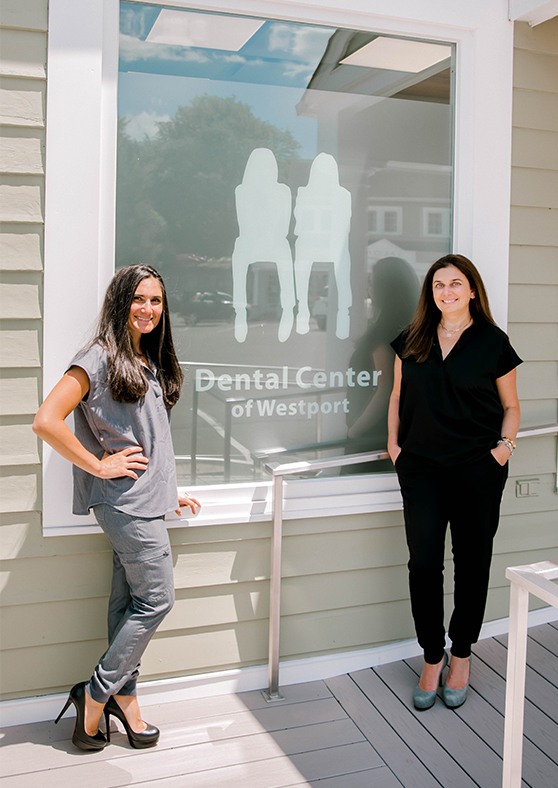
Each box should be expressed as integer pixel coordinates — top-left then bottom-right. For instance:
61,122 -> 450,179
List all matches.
366,160 -> 452,257
296,32 -> 453,335
174,255 -> 233,294
367,238 -> 415,268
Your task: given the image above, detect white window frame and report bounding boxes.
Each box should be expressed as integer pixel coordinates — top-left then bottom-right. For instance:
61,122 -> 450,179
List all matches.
43,0 -> 514,534
422,207 -> 451,238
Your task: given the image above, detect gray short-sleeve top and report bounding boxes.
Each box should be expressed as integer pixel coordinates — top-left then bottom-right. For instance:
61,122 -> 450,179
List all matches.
69,343 -> 179,517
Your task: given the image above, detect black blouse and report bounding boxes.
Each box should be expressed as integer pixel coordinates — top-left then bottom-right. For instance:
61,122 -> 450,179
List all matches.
391,321 -> 522,465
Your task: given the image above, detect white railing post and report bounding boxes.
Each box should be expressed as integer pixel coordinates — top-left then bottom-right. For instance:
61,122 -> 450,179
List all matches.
502,581 -> 529,788
502,561 -> 558,788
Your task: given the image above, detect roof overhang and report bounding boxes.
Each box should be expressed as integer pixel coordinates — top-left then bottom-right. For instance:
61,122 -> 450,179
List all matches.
509,0 -> 558,25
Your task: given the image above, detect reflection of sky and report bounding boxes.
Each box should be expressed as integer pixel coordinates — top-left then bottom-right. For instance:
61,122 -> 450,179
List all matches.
119,72 -> 318,158
118,3 -> 333,155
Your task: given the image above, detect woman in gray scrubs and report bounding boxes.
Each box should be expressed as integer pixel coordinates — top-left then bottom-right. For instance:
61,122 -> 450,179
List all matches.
33,265 -> 200,750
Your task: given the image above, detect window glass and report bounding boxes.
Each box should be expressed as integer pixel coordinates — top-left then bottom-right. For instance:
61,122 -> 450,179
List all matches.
116,3 -> 454,486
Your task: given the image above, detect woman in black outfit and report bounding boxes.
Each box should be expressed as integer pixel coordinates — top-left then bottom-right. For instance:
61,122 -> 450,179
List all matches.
387,254 -> 521,710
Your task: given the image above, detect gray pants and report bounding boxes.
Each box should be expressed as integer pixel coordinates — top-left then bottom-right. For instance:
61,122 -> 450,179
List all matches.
88,504 -> 175,704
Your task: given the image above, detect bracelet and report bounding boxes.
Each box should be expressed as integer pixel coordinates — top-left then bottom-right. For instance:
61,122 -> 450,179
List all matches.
497,437 -> 515,456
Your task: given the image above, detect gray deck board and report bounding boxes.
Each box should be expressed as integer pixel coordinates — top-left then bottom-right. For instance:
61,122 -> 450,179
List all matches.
523,622 -> 558,657
0,623 -> 556,787
350,666 -> 477,788
475,636 -> 558,720
326,672 -> 440,788
495,631 -> 558,685
374,659 -> 504,788
473,639 -> 558,765
307,769 -> 403,787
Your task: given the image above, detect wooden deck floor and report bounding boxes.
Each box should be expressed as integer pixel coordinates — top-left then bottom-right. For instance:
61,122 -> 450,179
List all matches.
1,622 -> 556,787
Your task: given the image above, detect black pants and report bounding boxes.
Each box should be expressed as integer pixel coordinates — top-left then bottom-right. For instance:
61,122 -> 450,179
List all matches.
395,450 -> 508,663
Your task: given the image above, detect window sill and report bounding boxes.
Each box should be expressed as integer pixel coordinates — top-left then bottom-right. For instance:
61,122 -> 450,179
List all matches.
43,473 -> 403,536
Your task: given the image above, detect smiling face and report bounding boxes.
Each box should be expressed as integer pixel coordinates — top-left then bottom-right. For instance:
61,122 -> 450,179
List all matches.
127,276 -> 163,348
432,264 -> 475,322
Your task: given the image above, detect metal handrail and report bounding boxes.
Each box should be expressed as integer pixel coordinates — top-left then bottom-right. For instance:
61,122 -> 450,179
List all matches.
262,448 -> 389,700
262,424 -> 558,701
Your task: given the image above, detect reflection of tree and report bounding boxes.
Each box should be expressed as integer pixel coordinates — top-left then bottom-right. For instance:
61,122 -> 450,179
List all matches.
116,119 -> 167,265
116,96 -> 300,268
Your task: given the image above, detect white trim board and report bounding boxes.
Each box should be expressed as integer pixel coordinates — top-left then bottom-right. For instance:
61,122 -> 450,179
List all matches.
1,606 -> 555,728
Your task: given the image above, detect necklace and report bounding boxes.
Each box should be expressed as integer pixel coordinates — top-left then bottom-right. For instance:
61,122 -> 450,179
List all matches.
439,318 -> 472,338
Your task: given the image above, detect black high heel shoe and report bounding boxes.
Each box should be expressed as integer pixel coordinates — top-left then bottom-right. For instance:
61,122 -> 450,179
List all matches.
54,681 -> 107,751
103,696 -> 160,749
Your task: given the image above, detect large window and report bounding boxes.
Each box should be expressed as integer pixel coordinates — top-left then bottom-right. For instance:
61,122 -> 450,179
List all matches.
116,4 -> 454,486
43,0 -> 514,532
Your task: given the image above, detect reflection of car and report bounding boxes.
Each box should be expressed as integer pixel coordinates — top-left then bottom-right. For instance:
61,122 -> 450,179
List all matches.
311,287 -> 328,330
184,291 -> 235,325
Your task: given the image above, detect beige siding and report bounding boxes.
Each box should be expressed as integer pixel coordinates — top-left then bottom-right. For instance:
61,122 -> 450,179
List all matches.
0,375 -> 40,415
0,508 -> 416,699
0,474 -> 38,513
0,423 -> 39,465
509,284 -> 557,322
510,245 -> 557,283
0,29 -> 46,79
0,129 -> 45,174
0,0 -> 46,700
0,230 -> 42,271
0,177 -> 43,223
0,0 -> 48,32
512,127 -> 558,169
0,280 -> 41,319
503,16 -> 558,610
513,49 -> 558,93
510,204 -> 558,246
511,168 -> 558,208
512,88 -> 558,131
0,328 -> 41,367
0,10 -> 557,705
0,78 -> 45,127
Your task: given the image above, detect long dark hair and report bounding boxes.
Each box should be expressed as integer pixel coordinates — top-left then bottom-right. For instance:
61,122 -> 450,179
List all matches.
403,254 -> 496,362
93,264 -> 183,407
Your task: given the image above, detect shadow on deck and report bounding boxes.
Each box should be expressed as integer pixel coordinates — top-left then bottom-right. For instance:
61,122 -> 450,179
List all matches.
1,622 -> 556,787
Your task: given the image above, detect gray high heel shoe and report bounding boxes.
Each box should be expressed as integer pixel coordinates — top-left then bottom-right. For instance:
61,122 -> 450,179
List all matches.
442,655 -> 471,709
413,652 -> 448,710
